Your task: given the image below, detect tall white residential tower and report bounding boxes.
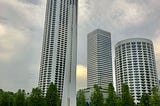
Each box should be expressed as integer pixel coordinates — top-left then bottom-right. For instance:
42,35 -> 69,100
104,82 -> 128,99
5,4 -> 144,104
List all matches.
115,38 -> 158,104
38,0 -> 78,106
87,29 -> 113,89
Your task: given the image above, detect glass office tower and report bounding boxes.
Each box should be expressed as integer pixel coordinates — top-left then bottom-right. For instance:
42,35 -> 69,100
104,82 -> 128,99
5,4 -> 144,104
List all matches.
87,29 -> 113,89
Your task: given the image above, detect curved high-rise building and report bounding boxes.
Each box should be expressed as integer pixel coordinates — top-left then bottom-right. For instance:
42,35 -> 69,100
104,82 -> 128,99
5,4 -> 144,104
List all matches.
38,0 -> 78,106
115,38 -> 158,104
87,29 -> 113,89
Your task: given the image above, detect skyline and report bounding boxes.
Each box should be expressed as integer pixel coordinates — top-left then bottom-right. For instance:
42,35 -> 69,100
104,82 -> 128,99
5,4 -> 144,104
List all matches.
0,0 -> 160,92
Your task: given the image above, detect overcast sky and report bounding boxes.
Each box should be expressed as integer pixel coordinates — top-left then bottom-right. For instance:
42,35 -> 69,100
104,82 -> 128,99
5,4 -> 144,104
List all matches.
0,0 -> 159,92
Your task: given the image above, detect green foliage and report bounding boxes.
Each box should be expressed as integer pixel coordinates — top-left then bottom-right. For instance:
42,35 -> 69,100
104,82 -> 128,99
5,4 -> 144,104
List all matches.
46,82 -> 60,106
1,84 -> 160,106
0,89 -> 3,105
105,83 -> 116,106
139,93 -> 150,106
27,87 -> 45,106
77,89 -> 86,106
90,84 -> 104,106
8,92 -> 15,106
0,85 -> 61,106
105,83 -> 122,106
0,91 -> 15,106
15,89 -> 26,106
1,92 -> 10,106
150,87 -> 160,106
115,97 -> 122,106
121,83 -> 134,106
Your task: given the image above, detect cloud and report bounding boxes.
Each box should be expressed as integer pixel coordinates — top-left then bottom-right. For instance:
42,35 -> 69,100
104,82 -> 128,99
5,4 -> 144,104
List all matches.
0,24 -> 29,61
76,65 -> 87,90
154,30 -> 160,54
78,0 -> 91,24
153,30 -> 160,77
0,0 -> 45,31
18,0 -> 41,5
0,0 -> 45,92
78,0 -> 152,32
110,0 -> 147,26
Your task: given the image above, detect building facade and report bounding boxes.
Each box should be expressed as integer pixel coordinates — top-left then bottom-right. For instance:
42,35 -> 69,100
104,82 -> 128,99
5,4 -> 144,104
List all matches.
115,38 -> 158,104
38,0 -> 78,106
87,29 -> 113,89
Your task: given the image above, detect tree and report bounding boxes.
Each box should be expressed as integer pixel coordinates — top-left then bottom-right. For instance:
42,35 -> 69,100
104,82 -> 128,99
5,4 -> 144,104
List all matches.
1,92 -> 10,106
90,84 -> 104,106
27,87 -> 45,106
8,92 -> 15,106
15,89 -> 26,106
77,89 -> 86,106
46,82 -> 60,106
139,93 -> 150,106
0,89 -> 3,105
1,91 -> 15,106
150,87 -> 160,106
115,97 -> 122,106
105,83 -> 116,106
121,83 -> 134,106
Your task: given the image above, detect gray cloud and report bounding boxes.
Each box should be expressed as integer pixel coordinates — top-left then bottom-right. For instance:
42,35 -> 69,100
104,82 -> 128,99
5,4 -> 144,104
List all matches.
0,0 -> 45,92
18,0 -> 41,5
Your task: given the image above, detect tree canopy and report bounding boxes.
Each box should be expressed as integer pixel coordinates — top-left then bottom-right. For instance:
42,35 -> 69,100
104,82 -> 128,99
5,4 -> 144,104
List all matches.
150,87 -> 160,106
46,82 -> 60,106
0,82 -> 60,106
121,83 -> 134,106
27,87 -> 45,106
105,83 -> 116,106
77,89 -> 86,106
90,84 -> 104,106
15,89 -> 25,106
1,83 -> 160,106
139,93 -> 150,106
